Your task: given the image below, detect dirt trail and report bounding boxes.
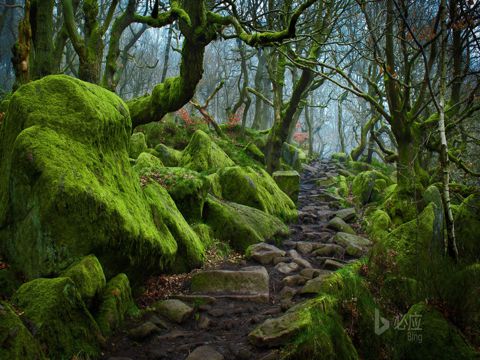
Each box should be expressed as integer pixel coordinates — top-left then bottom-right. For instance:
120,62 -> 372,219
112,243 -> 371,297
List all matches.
102,159 -> 368,360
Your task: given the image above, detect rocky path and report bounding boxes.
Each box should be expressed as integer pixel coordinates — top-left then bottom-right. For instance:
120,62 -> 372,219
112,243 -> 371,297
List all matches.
102,159 -> 372,360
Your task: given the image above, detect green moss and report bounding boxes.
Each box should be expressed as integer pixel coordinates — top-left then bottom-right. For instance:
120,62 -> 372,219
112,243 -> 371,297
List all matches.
135,117 -> 193,149
281,142 -> 307,171
180,130 -> 235,173
332,152 -> 349,163
191,223 -> 214,248
12,277 -> 101,359
365,209 -> 391,241
132,152 -> 164,174
272,170 -> 300,203
0,75 -> 202,278
143,167 -> 210,222
393,303 -> 478,360
217,166 -> 297,222
203,195 -> 289,251
0,268 -> 21,298
351,170 -> 392,205
61,254 -> 106,305
142,182 -> 204,273
95,273 -> 139,336
281,296 -> 359,360
455,194 -> 480,262
128,132 -> 148,159
154,143 -> 182,167
0,300 -> 45,360
381,186 -> 419,225
244,142 -> 265,162
372,203 -> 439,278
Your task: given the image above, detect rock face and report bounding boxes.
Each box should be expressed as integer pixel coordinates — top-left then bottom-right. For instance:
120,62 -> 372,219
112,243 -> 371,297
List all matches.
272,170 -> 300,203
204,195 -> 289,251
216,166 -> 298,222
190,266 -> 269,303
180,130 -> 235,172
0,75 -> 204,277
12,277 -> 101,359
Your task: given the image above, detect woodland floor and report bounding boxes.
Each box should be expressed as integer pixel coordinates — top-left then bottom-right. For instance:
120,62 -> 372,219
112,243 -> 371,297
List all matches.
102,159 -> 369,360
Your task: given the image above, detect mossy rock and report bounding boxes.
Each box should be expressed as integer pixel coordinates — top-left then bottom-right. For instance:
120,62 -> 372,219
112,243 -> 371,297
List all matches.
0,75 -> 202,278
281,142 -> 307,171
372,203 -> 440,278
132,151 -> 164,174
277,296 -> 359,360
12,277 -> 101,359
332,152 -> 349,163
365,209 -> 391,241
61,254 -> 106,305
133,114 -> 192,149
381,186 -> 420,225
0,300 -> 45,360
272,170 -> 300,203
191,223 -> 214,248
217,166 -> 297,222
455,194 -> 480,262
346,161 -> 374,174
142,167 -> 210,222
95,273 -> 138,336
129,132 -> 148,159
180,130 -> 235,172
351,170 -> 391,205
245,142 -> 265,162
203,195 -> 289,251
393,302 -> 478,360
154,143 -> 182,167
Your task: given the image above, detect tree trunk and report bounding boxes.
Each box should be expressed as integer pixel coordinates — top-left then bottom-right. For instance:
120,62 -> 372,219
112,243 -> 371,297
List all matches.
252,49 -> 266,129
29,0 -> 55,79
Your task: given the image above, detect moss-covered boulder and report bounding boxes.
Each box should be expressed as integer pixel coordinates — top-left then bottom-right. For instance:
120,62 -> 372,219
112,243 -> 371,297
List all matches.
281,142 -> 307,171
372,203 -> 439,277
132,152 -> 164,174
180,130 -> 234,172
245,142 -> 265,162
95,273 -> 138,336
455,194 -> 480,262
365,209 -> 391,241
12,277 -> 101,359
61,254 -> 106,305
191,223 -> 214,248
393,303 -> 478,360
351,170 -> 391,205
0,300 -> 45,360
203,196 -> 289,251
155,143 -> 182,167
129,132 -> 148,159
217,166 -> 297,222
272,170 -> 300,203
0,75 -> 203,278
332,152 -> 349,163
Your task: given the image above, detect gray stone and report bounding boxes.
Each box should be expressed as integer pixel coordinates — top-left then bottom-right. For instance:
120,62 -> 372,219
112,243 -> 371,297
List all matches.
295,242 -> 314,254
273,256 -> 290,265
299,268 -> 331,279
333,232 -> 372,256
246,243 -> 286,265
334,208 -> 357,222
312,244 -> 346,258
275,262 -> 299,274
282,274 -> 309,286
287,249 -> 301,260
186,345 -> 224,360
324,259 -> 345,270
154,299 -> 193,324
299,273 -> 332,294
328,217 -> 356,234
128,321 -> 159,340
279,286 -> 297,300
293,257 -> 312,269
248,311 -> 310,347
190,266 -> 269,303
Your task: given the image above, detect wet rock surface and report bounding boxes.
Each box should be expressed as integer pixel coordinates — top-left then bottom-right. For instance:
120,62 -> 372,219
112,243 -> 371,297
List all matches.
102,159 -> 372,360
